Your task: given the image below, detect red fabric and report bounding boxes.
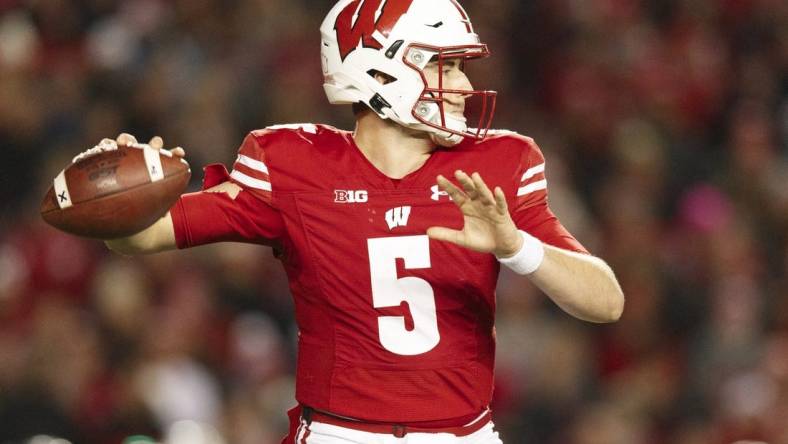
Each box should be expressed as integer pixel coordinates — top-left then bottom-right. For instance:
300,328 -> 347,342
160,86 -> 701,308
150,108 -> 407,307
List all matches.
203,163 -> 232,188
281,405 -> 303,444
228,134 -> 274,205
517,202 -> 588,253
305,409 -> 491,437
170,164 -> 285,249
172,124 -> 587,422
281,405 -> 489,441
509,133 -> 588,253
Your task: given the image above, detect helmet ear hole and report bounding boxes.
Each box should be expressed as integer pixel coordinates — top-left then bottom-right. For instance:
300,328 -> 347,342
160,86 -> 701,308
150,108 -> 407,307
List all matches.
367,70 -> 398,85
352,102 -> 368,115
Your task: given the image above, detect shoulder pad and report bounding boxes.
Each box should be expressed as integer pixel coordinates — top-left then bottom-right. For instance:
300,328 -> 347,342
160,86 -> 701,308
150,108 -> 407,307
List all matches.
468,129 -> 538,155
250,123 -> 347,146
264,123 -> 319,134
483,129 -> 535,146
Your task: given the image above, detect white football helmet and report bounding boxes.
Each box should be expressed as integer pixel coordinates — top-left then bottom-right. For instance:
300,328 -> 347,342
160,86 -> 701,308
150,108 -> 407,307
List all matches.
320,0 -> 497,146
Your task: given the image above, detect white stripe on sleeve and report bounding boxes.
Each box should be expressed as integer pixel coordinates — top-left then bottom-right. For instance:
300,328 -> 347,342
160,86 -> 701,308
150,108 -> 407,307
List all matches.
517,179 -> 547,197
230,170 -> 272,191
236,154 -> 269,175
521,163 -> 545,182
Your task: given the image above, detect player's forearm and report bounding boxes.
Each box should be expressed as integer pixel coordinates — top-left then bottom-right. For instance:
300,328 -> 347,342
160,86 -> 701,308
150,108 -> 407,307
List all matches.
105,212 -> 177,255
528,245 -> 624,323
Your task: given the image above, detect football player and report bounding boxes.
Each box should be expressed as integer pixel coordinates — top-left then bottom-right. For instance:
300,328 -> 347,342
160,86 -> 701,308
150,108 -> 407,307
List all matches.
103,0 -> 624,442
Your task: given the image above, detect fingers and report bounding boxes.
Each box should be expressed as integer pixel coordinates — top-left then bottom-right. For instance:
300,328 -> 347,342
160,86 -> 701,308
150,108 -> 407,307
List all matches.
470,172 -> 497,207
114,133 -> 186,158
455,170 -> 479,199
150,137 -> 186,158
149,136 -> 164,150
437,174 -> 467,205
438,171 -> 506,207
437,170 -> 480,204
494,186 -> 509,215
454,170 -> 500,205
116,133 -> 138,146
426,226 -> 467,247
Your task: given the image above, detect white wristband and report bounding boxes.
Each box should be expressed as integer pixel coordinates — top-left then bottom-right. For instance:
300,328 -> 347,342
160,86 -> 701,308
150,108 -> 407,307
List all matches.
496,230 -> 545,275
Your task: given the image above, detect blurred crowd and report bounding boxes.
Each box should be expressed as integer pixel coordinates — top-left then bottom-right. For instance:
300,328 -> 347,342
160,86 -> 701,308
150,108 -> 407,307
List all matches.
0,0 -> 786,443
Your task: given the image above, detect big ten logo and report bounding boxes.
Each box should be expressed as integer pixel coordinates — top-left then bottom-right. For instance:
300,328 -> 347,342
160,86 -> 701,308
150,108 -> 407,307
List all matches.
334,190 -> 369,203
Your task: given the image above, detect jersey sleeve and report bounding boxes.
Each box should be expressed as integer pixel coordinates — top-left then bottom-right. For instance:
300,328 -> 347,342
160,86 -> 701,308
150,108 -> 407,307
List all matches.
511,139 -> 589,254
227,132 -> 274,205
170,133 -> 286,249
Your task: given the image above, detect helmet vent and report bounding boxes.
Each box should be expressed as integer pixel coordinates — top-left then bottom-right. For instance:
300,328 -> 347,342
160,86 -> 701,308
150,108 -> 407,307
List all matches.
369,93 -> 393,114
366,70 -> 397,84
385,40 -> 405,59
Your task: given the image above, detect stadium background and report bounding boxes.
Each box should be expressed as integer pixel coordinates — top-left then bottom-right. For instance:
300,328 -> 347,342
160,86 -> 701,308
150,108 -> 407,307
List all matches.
0,0 -> 787,443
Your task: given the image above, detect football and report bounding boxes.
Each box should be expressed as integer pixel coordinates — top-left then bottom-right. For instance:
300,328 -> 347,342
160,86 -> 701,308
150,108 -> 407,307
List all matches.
40,143 -> 191,239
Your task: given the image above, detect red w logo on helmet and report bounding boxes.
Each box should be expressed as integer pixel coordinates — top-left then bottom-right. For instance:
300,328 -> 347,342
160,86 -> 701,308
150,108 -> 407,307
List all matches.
334,0 -> 414,61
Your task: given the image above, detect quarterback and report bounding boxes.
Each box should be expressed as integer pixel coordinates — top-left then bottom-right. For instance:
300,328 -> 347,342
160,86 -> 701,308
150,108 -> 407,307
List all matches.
104,0 -> 624,442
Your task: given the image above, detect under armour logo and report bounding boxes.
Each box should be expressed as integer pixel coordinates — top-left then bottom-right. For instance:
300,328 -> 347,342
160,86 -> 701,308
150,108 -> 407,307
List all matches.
58,191 -> 68,202
430,185 -> 451,202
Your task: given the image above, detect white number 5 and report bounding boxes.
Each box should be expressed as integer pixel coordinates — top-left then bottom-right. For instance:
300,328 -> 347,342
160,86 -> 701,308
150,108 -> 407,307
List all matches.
367,235 -> 440,356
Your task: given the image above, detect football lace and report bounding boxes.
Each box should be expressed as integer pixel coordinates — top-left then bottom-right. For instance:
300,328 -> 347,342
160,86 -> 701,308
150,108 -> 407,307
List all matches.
72,139 -> 119,163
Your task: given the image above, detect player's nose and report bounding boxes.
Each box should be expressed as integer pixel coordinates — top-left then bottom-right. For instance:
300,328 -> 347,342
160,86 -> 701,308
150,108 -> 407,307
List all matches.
445,74 -> 473,108
450,70 -> 473,96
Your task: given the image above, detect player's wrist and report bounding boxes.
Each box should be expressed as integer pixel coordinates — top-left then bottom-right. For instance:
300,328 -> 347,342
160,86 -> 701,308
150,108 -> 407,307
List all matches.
493,229 -> 524,258
495,230 -> 545,275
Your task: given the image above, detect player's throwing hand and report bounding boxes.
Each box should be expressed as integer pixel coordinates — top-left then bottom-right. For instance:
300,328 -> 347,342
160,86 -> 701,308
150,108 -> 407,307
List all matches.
427,171 -> 524,258
115,133 -> 187,158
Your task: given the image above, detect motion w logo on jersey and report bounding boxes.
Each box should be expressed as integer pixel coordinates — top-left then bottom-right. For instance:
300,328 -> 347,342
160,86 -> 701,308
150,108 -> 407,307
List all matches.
385,206 -> 411,230
334,0 -> 414,61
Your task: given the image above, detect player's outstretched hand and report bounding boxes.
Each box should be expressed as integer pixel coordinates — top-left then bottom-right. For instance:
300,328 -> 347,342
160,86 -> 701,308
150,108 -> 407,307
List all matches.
427,171 -> 524,258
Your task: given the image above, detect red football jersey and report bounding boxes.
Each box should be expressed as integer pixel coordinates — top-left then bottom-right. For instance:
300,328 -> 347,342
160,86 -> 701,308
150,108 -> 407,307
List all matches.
171,124 -> 587,422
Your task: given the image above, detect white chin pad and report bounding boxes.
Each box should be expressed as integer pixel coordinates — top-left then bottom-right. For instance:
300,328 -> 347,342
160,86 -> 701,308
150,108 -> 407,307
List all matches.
415,101 -> 468,147
431,131 -> 464,147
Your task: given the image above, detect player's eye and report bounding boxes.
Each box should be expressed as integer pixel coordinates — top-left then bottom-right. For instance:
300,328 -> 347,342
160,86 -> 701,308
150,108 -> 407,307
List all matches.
442,60 -> 460,74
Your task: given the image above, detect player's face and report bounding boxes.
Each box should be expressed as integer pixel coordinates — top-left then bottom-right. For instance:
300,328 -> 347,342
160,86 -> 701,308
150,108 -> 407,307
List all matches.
422,58 -> 473,118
